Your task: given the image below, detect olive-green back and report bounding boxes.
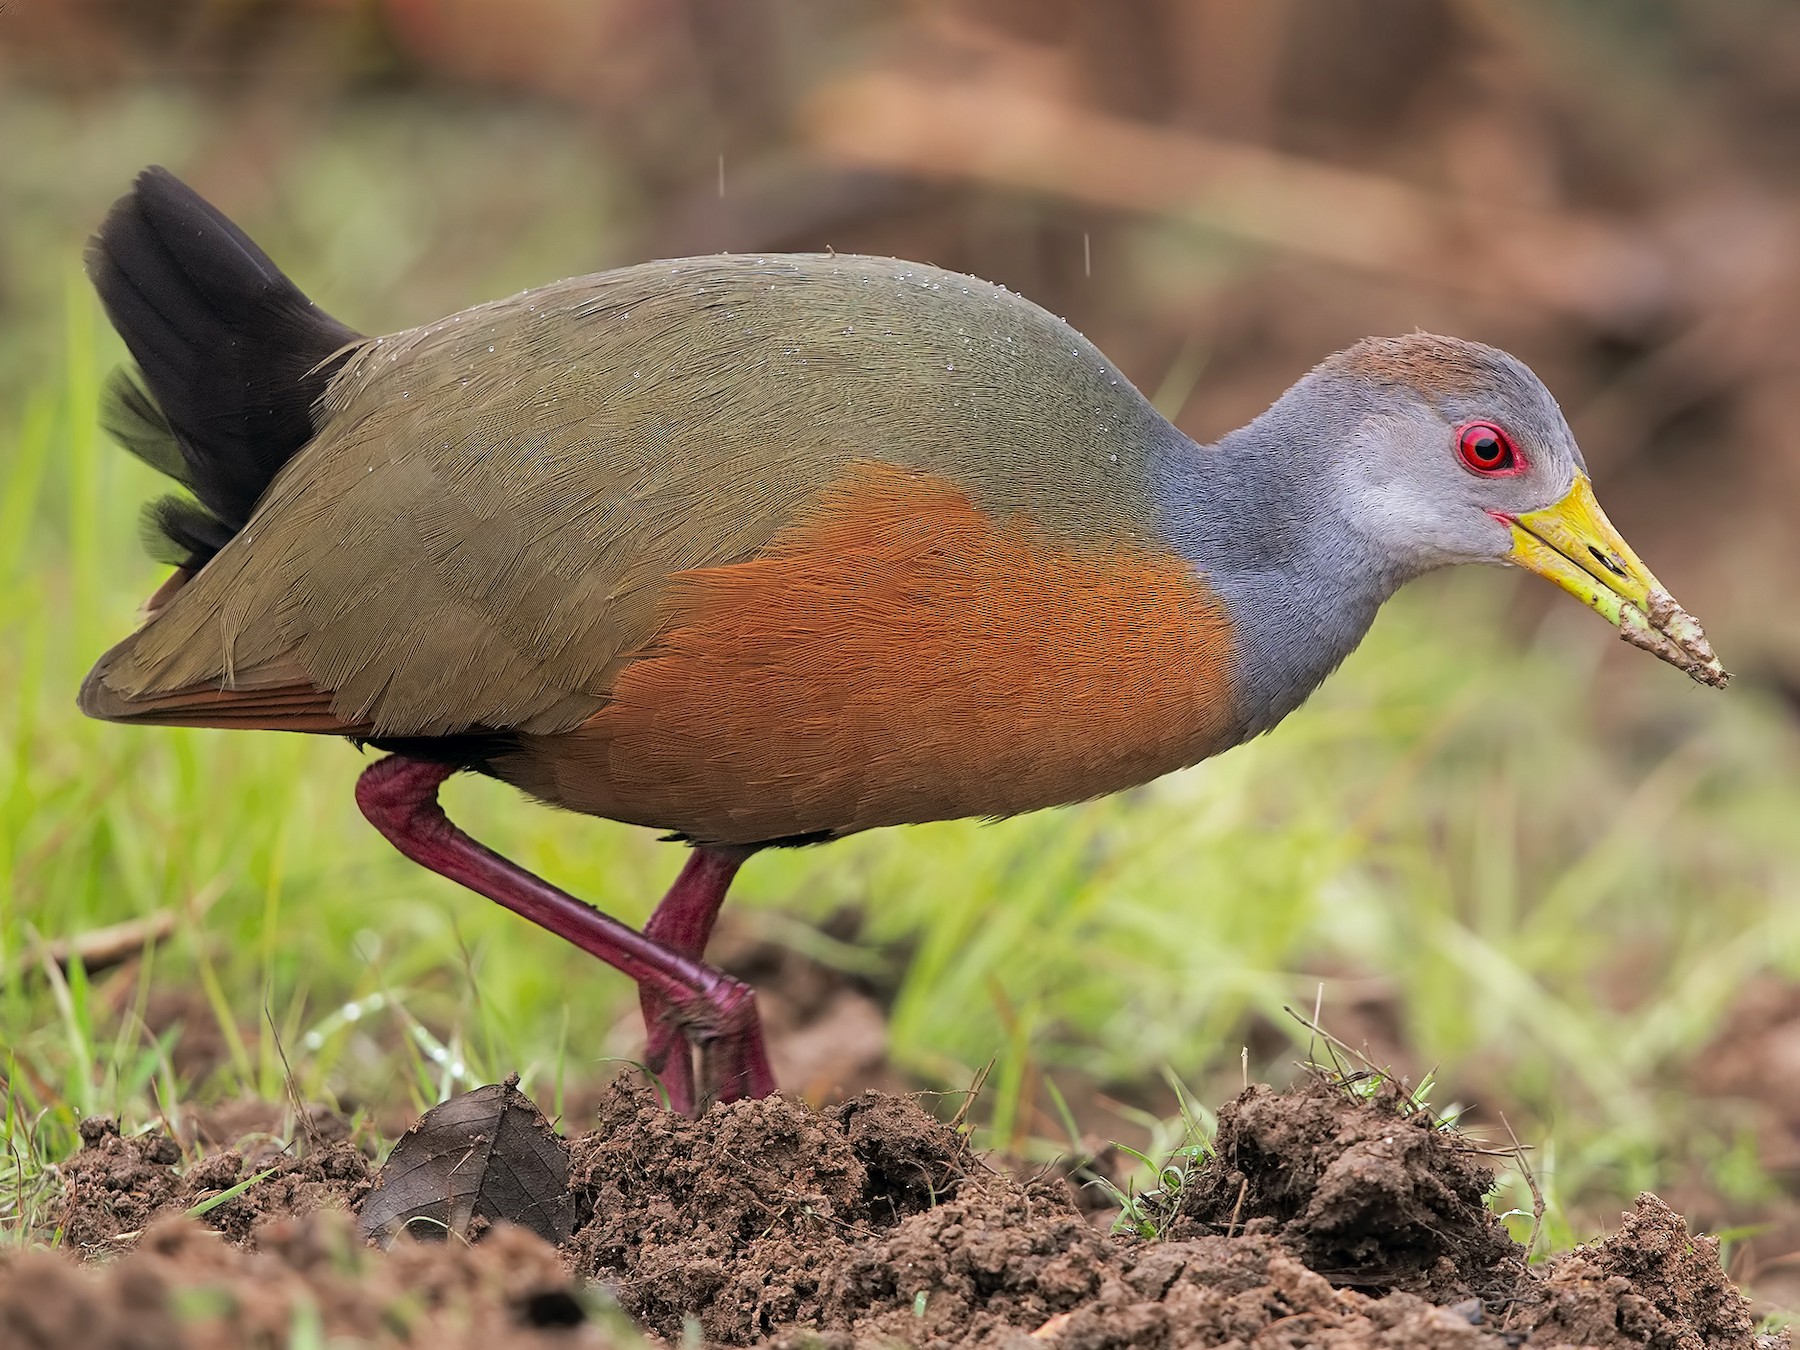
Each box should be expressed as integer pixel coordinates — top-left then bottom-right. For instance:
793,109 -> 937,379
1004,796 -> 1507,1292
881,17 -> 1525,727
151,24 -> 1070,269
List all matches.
92,254 -> 1175,738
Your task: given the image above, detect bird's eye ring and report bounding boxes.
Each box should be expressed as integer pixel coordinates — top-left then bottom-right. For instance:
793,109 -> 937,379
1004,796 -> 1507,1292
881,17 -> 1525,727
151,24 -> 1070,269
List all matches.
1457,421 -> 1520,475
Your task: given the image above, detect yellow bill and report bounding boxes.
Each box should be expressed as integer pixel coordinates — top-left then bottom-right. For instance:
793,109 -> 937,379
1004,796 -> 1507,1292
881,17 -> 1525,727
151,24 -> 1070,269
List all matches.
1502,475 -> 1728,688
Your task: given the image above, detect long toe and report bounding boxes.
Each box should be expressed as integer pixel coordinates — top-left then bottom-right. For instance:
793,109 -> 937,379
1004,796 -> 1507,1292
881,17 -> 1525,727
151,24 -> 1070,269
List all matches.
697,997 -> 777,1107
699,1026 -> 777,1106
639,991 -> 699,1116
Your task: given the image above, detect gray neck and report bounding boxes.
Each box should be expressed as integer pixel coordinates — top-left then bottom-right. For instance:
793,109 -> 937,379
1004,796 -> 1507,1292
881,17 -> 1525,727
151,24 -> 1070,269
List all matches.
1149,403 -> 1406,738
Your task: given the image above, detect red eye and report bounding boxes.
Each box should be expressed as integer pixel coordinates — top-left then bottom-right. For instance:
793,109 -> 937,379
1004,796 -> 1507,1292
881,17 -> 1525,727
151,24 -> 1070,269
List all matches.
1457,421 -> 1519,475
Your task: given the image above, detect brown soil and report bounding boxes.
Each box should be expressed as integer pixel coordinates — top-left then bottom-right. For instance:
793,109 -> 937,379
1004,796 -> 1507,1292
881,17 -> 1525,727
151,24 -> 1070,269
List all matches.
1172,1079 -> 1522,1301
53,1113 -> 372,1252
9,1076 -> 1785,1349
1,1211 -> 621,1349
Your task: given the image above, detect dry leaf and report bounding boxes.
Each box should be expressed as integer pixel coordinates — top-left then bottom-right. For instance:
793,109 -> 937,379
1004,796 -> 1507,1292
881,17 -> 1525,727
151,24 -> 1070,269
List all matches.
358,1077 -> 575,1248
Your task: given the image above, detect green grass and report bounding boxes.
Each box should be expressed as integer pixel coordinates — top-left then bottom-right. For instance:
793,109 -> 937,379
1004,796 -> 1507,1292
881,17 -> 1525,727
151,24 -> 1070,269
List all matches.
5,146 -> 1800,1283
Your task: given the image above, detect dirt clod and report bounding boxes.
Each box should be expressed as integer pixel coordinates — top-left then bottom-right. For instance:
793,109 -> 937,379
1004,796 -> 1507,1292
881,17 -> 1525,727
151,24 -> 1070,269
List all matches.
0,1210 -> 621,1350
1175,1079 -> 1521,1302
55,1117 -> 185,1251
54,1114 -> 371,1252
567,1078 -> 956,1342
1525,1193 -> 1763,1349
561,1075 -> 1773,1347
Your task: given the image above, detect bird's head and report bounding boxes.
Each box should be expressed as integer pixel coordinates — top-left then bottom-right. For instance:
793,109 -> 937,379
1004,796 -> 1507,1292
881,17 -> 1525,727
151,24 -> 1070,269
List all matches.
1302,333 -> 1726,688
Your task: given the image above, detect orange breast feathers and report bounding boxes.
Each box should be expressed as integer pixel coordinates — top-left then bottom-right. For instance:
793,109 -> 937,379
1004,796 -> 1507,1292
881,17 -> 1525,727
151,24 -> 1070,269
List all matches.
524,463 -> 1242,844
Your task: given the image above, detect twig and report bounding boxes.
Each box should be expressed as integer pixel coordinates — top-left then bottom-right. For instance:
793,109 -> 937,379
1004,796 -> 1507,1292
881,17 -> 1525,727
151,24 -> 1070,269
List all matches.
1225,1175 -> 1249,1239
1499,1111 -> 1545,1267
1285,1004 -> 1415,1102
16,880 -> 226,984
948,1059 -> 993,1133
265,1006 -> 321,1151
34,912 -> 178,976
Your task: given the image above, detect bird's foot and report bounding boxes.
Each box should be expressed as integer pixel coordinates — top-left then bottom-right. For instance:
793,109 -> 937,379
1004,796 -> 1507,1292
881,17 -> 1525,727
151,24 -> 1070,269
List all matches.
635,844 -> 764,1115
640,974 -> 775,1116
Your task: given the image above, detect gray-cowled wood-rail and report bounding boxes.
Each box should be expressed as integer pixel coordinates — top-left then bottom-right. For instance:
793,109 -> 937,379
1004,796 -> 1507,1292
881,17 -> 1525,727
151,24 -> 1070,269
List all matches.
79,168 -> 1726,1115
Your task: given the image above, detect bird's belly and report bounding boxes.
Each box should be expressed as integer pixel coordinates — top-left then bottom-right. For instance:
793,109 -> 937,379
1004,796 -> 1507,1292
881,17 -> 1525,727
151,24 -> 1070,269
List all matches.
497,463 -> 1243,845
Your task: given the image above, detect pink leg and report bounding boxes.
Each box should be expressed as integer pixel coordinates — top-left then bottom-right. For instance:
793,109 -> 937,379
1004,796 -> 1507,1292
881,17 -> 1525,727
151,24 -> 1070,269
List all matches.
354,755 -> 774,1114
638,847 -> 750,1115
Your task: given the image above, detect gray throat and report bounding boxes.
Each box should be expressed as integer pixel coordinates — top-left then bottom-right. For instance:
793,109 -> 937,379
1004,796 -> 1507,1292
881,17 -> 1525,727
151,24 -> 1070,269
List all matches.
1150,410 -> 1406,739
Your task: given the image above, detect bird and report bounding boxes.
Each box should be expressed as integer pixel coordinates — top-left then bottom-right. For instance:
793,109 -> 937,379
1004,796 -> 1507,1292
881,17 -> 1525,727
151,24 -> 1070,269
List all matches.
79,167 -> 1726,1115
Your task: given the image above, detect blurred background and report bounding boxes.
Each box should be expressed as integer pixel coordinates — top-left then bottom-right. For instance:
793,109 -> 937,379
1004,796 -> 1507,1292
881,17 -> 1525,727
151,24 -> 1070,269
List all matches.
4,0 -> 1800,1309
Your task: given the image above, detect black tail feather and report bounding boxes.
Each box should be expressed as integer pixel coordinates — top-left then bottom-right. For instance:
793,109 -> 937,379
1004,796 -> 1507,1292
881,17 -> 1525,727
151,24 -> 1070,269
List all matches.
100,366 -> 228,564
86,166 -> 362,567
98,366 -> 182,480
